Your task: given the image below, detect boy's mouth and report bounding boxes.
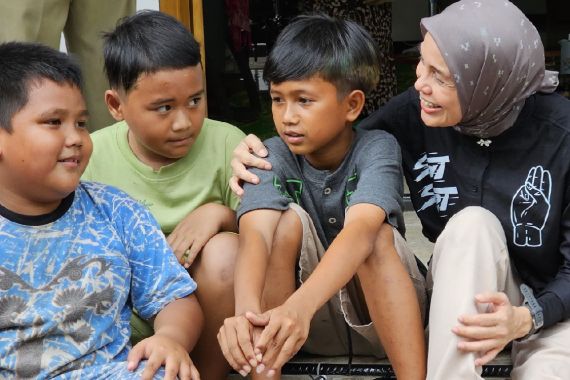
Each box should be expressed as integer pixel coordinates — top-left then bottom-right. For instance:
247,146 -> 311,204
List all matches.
283,130 -> 305,144
167,135 -> 192,146
58,156 -> 81,168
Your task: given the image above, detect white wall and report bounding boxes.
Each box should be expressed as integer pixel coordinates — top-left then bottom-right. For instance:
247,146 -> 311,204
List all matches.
136,0 -> 159,11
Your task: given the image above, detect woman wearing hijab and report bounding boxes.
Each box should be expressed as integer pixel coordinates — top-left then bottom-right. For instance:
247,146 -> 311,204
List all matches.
228,0 -> 570,378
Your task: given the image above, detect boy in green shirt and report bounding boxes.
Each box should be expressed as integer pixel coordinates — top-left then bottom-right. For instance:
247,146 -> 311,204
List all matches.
82,10 -> 244,380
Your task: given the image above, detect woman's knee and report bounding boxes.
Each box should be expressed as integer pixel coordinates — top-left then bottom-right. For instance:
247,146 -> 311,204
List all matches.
443,206 -> 503,238
431,206 -> 509,273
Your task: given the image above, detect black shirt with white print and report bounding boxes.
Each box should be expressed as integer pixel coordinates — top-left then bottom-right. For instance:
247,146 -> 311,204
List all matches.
360,87 -> 570,329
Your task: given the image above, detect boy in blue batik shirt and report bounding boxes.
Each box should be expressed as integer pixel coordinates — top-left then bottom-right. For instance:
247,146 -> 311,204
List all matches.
0,42 -> 202,379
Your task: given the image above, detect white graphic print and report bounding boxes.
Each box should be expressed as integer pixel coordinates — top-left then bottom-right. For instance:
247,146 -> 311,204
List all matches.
477,138 -> 492,147
510,166 -> 551,247
414,153 -> 459,213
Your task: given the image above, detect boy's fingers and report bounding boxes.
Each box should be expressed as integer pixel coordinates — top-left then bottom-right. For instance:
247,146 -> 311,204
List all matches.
217,330 -> 242,372
184,243 -> 201,268
126,343 -> 144,371
190,363 -> 201,380
245,311 -> 269,327
178,362 -> 192,380
236,322 -> 257,367
268,336 -> 302,373
262,325 -> 298,369
220,319 -> 253,372
141,357 -> 162,380
255,322 -> 280,356
163,356 -> 178,380
167,235 -> 188,262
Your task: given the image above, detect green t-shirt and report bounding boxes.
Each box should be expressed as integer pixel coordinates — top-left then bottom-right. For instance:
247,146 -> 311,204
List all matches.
83,119 -> 245,234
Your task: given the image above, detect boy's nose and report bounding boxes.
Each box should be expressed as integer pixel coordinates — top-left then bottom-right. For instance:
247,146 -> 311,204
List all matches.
64,125 -> 83,147
172,110 -> 191,131
282,104 -> 299,125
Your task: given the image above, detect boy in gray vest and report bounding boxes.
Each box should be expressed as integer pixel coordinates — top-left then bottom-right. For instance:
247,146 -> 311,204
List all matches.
217,15 -> 427,380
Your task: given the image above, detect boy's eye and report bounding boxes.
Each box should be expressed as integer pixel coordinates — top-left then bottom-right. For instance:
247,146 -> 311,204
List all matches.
45,118 -> 62,126
271,96 -> 283,103
298,97 -> 313,105
156,105 -> 172,112
188,97 -> 202,107
77,120 -> 88,129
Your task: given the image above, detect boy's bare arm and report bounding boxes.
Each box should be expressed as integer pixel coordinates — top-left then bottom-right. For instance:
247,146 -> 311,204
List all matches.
167,203 -> 238,267
254,203 -> 387,374
128,295 -> 203,380
217,209 -> 281,375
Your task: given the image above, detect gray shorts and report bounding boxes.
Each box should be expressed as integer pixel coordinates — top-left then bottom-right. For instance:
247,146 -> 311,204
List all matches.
288,203 -> 427,358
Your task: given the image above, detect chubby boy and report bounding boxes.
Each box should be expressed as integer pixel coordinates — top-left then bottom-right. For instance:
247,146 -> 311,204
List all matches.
82,11 -> 245,379
0,42 -> 201,379
218,15 -> 427,380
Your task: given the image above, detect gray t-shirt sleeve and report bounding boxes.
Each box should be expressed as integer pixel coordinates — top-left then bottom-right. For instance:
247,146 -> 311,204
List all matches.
347,130 -> 404,232
237,137 -> 294,222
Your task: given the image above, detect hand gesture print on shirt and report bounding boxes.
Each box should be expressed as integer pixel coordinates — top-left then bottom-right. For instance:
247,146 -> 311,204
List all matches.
510,166 -> 551,247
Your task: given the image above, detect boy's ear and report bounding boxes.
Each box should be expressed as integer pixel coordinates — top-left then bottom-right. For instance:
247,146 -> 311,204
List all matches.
345,90 -> 366,122
104,89 -> 125,121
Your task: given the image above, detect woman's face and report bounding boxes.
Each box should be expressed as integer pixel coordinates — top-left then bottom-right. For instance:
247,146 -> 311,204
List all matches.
414,33 -> 462,127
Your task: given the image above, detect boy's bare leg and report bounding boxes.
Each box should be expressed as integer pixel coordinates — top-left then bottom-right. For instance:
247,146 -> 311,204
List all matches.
357,224 -> 426,380
254,209 -> 303,380
190,232 -> 238,380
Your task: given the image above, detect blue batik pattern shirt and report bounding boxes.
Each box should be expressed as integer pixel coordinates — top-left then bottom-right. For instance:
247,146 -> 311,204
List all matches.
0,182 -> 196,379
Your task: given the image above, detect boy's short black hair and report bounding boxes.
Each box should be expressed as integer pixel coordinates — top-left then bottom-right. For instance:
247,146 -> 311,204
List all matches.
263,14 -> 381,96
103,10 -> 201,93
0,42 -> 83,132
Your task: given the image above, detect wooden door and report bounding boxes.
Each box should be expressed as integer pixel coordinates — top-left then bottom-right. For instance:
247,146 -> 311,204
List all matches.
159,0 -> 206,71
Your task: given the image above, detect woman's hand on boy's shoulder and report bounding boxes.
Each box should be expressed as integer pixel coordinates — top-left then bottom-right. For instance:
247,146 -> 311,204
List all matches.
127,334 -> 200,380
230,134 -> 271,197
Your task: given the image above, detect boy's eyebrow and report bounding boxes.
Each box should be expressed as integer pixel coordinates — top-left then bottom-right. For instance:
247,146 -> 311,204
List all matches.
149,90 -> 205,106
39,109 -> 66,118
39,108 -> 89,118
149,98 -> 175,106
270,89 -> 317,98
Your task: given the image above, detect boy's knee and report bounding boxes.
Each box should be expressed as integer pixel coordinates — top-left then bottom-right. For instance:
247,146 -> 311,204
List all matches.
272,207 -> 303,250
195,232 -> 238,285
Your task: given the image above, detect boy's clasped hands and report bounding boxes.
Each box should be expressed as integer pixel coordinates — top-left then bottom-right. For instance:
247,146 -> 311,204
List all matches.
218,299 -> 313,378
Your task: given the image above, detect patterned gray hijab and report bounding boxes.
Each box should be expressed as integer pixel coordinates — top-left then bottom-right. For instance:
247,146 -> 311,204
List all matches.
420,0 -> 559,138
